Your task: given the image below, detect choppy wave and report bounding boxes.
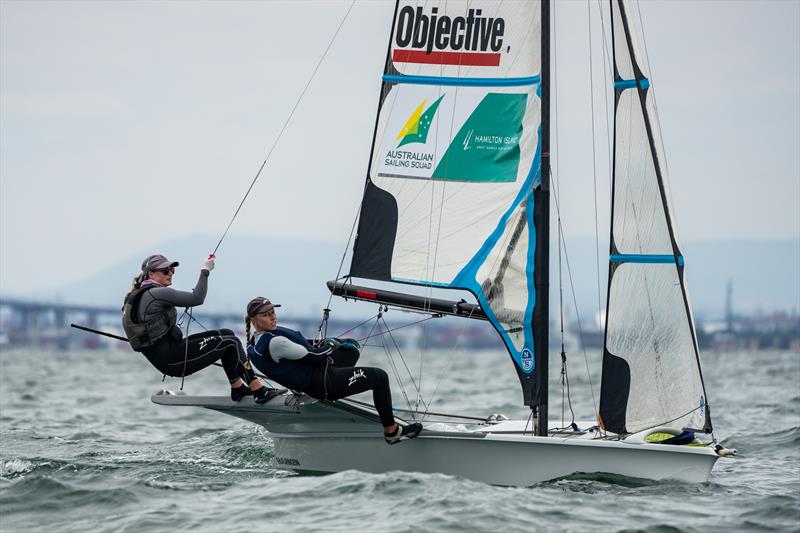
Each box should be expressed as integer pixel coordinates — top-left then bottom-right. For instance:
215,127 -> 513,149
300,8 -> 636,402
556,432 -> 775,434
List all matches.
0,349 -> 798,532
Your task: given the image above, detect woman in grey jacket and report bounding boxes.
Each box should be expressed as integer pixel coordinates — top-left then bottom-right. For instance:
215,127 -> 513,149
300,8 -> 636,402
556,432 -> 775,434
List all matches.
122,254 -> 277,403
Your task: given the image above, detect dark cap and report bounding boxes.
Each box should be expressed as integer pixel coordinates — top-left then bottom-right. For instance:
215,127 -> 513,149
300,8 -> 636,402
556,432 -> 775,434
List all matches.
247,297 -> 281,317
142,254 -> 179,272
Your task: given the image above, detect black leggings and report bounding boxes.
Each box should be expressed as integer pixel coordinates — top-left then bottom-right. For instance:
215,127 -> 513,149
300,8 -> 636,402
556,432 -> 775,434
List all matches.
306,347 -> 395,427
142,328 -> 255,384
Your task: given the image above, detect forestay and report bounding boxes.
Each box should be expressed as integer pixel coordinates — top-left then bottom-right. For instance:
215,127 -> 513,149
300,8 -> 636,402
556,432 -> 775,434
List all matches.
347,1 -> 544,397
599,0 -> 711,435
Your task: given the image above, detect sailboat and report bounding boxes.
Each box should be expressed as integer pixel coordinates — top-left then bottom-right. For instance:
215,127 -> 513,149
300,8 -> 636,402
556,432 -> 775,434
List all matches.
154,0 -> 730,486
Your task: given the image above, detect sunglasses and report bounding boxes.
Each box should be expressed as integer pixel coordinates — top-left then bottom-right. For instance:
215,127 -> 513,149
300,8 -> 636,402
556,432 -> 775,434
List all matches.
155,267 -> 175,275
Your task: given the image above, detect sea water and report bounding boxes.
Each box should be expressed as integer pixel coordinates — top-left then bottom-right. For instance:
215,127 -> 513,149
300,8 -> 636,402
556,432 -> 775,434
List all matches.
1,345 -> 798,532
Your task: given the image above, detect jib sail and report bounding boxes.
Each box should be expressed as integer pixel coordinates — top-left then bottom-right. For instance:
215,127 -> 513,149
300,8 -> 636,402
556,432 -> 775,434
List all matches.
599,0 -> 711,434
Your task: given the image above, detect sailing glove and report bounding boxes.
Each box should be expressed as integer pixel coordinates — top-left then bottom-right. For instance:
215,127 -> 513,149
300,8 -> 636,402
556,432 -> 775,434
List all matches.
337,338 -> 361,351
201,256 -> 215,272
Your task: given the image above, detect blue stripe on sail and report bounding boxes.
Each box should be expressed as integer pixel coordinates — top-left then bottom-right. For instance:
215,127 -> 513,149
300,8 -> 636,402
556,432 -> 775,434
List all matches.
450,129 -> 543,375
383,74 -> 541,87
391,277 -> 451,288
614,78 -> 650,90
610,254 -> 684,266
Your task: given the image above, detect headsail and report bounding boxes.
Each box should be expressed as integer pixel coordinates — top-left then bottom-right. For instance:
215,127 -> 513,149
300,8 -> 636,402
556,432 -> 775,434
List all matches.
599,0 -> 711,434
345,1 -> 546,407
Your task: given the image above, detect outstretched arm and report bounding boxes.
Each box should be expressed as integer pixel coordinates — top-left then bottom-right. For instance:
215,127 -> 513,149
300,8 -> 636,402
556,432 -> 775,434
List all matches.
148,270 -> 210,307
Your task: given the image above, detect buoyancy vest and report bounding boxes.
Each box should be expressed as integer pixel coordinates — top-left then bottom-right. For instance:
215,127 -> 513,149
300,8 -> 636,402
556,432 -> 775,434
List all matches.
248,327 -> 314,391
121,286 -> 178,352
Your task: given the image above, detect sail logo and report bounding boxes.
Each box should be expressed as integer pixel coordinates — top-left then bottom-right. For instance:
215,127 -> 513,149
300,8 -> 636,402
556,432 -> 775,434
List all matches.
393,6 -> 505,66
395,95 -> 445,148
521,348 -> 533,372
462,129 -> 474,150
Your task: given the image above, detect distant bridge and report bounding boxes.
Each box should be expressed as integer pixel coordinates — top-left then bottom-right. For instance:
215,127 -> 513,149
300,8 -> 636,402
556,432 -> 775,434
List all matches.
0,297 -> 390,351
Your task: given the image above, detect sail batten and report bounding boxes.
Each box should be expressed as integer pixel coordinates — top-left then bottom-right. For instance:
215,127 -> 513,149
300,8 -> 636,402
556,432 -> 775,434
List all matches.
384,74 -> 541,87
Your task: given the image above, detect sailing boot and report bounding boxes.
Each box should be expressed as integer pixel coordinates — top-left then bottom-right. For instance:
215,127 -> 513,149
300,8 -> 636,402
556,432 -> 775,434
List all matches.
231,384 -> 252,402
253,386 -> 286,405
384,422 -> 423,445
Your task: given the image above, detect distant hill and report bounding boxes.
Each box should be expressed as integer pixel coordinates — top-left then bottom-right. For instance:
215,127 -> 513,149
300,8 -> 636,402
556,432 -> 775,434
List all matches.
12,235 -> 799,321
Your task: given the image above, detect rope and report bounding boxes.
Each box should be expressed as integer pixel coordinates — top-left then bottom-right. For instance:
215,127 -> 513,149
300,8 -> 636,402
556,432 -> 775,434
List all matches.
180,307 -> 192,390
549,167 -> 600,421
340,397 -> 490,423
550,4 -> 599,422
375,312 -> 414,413
356,314 -> 440,344
379,314 -> 428,412
335,313 -> 380,339
211,0 -> 356,256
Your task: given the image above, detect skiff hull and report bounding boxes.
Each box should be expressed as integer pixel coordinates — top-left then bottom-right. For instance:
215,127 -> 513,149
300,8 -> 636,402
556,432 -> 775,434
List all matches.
152,392 -> 719,487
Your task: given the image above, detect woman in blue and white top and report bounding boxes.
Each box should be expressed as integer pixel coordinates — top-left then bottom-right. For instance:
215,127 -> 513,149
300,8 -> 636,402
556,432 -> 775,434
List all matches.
244,296 -> 422,445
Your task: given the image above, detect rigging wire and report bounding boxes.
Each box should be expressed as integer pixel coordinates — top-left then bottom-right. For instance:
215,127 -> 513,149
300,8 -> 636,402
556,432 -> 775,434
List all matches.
211,0 -> 357,257
380,314 -> 429,412
596,0 -> 615,195
550,0 -> 582,426
587,0 -> 605,330
356,313 -> 440,345
422,306 -> 476,419
549,3 -> 599,420
376,313 -> 415,413
550,169 -> 599,420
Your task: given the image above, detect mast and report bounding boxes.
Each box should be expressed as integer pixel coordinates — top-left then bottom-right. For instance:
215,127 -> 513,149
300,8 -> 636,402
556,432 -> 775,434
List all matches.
532,0 -> 551,436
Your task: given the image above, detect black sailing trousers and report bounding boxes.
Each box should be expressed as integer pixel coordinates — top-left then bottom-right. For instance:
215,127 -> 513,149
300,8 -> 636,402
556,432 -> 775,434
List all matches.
142,328 -> 255,384
305,346 -> 396,428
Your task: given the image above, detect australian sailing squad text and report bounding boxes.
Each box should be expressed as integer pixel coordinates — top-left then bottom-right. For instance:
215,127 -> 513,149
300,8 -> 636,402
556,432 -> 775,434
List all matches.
395,7 -> 505,55
385,150 -> 434,169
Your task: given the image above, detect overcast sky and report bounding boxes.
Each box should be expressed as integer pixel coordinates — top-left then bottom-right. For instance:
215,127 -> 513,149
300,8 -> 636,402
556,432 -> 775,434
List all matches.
1,0 -> 798,296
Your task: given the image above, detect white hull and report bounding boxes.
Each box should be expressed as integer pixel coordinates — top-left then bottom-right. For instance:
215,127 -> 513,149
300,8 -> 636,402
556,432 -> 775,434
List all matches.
153,392 -> 719,487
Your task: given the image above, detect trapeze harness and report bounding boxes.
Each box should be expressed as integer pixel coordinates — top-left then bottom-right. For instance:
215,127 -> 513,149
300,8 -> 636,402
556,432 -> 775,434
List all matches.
122,285 -> 180,351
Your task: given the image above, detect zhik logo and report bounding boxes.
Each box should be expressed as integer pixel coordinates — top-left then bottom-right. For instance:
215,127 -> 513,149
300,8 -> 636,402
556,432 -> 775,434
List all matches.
348,369 -> 366,387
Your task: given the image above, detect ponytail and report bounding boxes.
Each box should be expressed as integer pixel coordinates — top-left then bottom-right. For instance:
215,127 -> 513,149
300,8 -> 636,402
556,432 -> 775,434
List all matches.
123,273 -> 145,307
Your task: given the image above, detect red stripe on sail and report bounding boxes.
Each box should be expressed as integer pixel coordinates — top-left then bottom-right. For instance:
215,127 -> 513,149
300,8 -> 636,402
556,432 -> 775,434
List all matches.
392,49 -> 501,67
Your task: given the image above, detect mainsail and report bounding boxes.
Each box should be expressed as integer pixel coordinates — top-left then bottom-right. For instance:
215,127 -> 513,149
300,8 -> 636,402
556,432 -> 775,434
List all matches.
345,1 -> 547,409
599,0 -> 711,434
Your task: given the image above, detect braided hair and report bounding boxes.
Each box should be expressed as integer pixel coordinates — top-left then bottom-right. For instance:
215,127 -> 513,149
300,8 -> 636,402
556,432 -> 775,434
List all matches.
244,315 -> 253,346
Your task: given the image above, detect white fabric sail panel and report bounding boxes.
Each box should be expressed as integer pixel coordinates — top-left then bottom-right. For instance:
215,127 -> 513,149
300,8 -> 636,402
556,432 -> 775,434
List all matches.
606,264 -> 706,433
612,0 -> 650,81
645,90 -> 682,244
390,0 -> 540,79
369,82 -> 540,285
613,89 -> 672,254
476,202 -> 532,352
